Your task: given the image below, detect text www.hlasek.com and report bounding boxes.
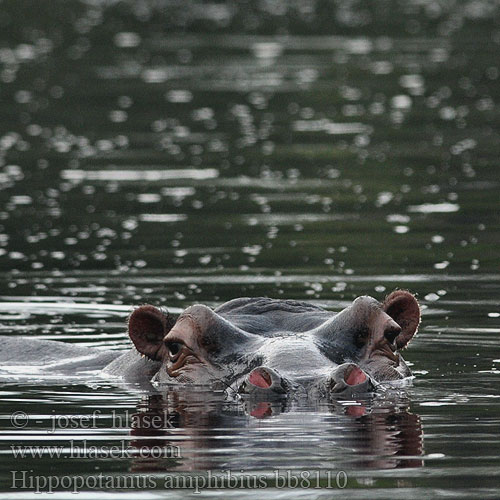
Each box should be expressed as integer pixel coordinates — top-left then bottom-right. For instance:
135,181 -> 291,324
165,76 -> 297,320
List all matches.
10,441 -> 181,460
11,470 -> 348,493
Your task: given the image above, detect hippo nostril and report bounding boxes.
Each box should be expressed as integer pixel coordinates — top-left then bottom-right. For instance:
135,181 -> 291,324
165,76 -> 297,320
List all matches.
344,365 -> 367,386
248,367 -> 273,389
240,367 -> 288,396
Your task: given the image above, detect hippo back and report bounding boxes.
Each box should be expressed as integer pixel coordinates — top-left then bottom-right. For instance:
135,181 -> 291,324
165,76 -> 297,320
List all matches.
214,297 -> 334,337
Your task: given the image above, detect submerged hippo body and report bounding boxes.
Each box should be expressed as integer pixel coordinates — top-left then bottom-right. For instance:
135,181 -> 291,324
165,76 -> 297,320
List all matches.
127,290 -> 421,398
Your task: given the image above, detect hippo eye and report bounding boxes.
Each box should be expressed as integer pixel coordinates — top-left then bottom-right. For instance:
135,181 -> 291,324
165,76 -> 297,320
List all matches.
166,341 -> 183,359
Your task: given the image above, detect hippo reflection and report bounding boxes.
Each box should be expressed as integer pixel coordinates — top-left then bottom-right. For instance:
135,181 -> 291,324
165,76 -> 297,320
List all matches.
129,391 -> 424,472
117,290 -> 420,398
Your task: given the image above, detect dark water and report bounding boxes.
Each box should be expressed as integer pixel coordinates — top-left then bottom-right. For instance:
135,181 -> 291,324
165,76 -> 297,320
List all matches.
1,1 -> 500,498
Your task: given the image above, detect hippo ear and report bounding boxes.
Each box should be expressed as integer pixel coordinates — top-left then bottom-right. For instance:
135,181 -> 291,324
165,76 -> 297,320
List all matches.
128,305 -> 176,360
383,291 -> 420,349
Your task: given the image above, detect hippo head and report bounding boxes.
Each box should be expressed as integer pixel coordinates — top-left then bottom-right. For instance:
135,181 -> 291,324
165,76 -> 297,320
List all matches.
127,290 -> 420,398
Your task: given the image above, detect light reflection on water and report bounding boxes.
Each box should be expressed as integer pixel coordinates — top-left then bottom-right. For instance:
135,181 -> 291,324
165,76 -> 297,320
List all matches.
0,0 -> 500,497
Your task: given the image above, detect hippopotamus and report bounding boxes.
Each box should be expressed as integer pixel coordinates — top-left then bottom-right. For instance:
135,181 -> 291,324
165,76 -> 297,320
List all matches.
118,289 -> 420,397
0,290 -> 420,398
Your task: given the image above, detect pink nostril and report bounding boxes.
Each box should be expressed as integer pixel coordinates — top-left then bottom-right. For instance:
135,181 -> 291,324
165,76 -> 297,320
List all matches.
346,405 -> 366,417
248,368 -> 272,389
344,366 -> 367,386
250,402 -> 273,419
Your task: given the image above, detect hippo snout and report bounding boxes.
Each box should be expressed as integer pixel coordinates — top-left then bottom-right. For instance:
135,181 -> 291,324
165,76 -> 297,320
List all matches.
237,363 -> 374,400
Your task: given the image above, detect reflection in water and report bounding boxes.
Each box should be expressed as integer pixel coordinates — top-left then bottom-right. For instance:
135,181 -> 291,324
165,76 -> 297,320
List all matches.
0,0 -> 499,495
346,406 -> 424,469
129,390 -> 423,472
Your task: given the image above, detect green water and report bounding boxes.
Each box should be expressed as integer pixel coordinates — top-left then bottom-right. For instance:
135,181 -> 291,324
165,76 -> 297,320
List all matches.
0,1 -> 499,498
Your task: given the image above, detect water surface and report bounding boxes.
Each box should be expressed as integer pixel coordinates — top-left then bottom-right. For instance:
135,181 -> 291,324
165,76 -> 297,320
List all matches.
0,1 -> 499,498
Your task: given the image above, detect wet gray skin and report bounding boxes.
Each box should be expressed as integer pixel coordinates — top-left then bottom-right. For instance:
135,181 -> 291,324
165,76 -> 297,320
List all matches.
126,290 -> 420,399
